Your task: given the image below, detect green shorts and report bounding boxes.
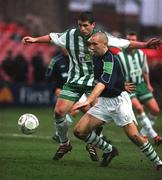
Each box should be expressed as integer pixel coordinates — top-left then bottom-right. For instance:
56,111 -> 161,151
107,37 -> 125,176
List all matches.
129,82 -> 153,103
59,83 -> 93,102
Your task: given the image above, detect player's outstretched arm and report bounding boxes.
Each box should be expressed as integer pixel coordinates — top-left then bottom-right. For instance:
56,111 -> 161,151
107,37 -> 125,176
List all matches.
22,35 -> 51,45
129,38 -> 161,49
72,82 -> 105,111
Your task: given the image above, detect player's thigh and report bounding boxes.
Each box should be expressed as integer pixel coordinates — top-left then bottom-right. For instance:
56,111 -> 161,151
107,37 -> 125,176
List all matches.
112,92 -> 137,126
55,97 -> 75,115
131,97 -> 144,112
55,83 -> 83,115
137,82 -> 153,102
75,113 -> 104,134
145,98 -> 160,114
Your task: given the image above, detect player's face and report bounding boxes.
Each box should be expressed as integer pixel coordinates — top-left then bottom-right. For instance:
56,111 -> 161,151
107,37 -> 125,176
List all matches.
78,20 -> 95,36
126,35 -> 137,41
88,36 -> 106,56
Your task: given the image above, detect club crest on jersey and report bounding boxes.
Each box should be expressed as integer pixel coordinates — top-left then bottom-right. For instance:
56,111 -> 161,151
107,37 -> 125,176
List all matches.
79,53 -> 92,62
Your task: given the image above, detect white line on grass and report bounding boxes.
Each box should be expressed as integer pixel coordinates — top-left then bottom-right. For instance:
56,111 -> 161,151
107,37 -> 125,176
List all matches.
0,133 -> 51,139
0,133 -> 124,142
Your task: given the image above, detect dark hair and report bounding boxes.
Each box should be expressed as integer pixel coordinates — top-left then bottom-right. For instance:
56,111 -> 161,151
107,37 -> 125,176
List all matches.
78,11 -> 95,23
126,31 -> 138,36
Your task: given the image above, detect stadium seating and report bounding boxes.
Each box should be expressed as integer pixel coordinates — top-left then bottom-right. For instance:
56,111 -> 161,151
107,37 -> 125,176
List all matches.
0,21 -> 57,83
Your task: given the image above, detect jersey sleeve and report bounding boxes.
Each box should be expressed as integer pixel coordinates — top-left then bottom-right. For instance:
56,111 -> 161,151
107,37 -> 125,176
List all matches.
105,32 -> 130,49
98,58 -> 113,85
49,32 -> 67,48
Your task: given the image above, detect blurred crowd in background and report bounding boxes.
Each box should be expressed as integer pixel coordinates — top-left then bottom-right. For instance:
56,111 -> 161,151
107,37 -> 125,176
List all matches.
0,20 -> 56,84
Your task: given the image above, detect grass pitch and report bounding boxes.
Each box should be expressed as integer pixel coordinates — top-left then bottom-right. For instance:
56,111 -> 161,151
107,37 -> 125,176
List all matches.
0,107 -> 162,180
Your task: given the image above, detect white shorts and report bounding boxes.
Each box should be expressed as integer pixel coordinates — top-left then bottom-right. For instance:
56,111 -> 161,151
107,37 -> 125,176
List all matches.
87,91 -> 137,127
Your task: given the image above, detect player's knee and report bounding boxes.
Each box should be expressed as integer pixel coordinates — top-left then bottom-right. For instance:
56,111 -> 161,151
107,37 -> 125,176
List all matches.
135,106 -> 144,114
73,127 -> 83,139
54,111 -> 64,119
132,101 -> 143,114
54,107 -> 66,117
151,107 -> 160,116
73,126 -> 87,140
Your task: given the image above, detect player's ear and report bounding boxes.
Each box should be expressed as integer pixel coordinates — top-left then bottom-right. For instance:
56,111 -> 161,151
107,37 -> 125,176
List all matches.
92,22 -> 96,28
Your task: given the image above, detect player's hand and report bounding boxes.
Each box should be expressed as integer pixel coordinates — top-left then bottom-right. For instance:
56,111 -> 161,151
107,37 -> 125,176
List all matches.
124,82 -> 136,93
147,84 -> 154,93
146,38 -> 161,49
22,36 -> 36,44
72,100 -> 90,111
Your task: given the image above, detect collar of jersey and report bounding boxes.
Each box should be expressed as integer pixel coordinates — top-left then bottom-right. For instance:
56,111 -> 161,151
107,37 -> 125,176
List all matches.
99,50 -> 113,61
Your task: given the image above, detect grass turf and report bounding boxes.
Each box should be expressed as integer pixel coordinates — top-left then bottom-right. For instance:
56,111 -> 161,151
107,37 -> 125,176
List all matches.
0,107 -> 162,180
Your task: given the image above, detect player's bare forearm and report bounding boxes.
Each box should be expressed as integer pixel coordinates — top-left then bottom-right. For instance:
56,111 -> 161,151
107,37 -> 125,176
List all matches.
143,73 -> 150,84
87,82 -> 105,103
129,38 -> 161,49
22,35 -> 51,44
72,82 -> 105,111
72,100 -> 90,111
143,73 -> 153,92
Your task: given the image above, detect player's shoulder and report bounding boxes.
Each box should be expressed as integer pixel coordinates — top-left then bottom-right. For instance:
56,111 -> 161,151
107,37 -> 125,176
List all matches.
50,28 -> 75,37
104,50 -> 115,62
66,27 -> 78,33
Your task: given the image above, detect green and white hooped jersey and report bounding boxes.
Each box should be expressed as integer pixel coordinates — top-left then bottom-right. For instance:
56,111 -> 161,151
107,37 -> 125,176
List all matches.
117,49 -> 149,84
49,28 -> 130,86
